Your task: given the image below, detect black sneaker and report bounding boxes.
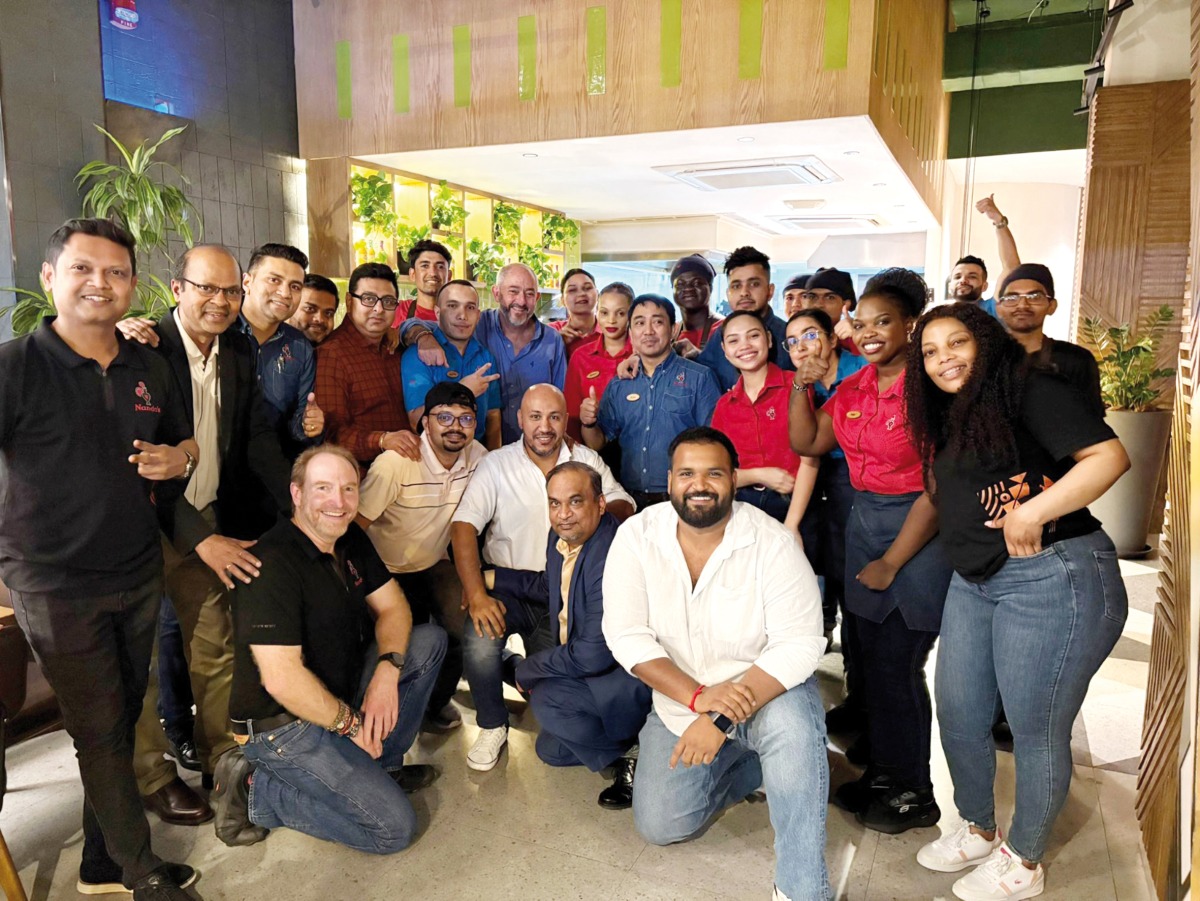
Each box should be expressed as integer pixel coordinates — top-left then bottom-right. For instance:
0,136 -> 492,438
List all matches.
212,746 -> 268,846
392,763 -> 439,793
857,785 -> 941,834
597,756 -> 635,810
78,859 -> 197,895
131,869 -> 191,901
825,702 -> 867,735
831,772 -> 893,815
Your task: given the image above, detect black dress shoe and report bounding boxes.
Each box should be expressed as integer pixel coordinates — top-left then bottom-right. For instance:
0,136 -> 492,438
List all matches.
597,756 -> 635,810
142,777 -> 213,825
393,763 -> 439,793
857,785 -> 940,834
212,746 -> 268,846
167,736 -> 202,772
831,772 -> 892,815
825,702 -> 867,735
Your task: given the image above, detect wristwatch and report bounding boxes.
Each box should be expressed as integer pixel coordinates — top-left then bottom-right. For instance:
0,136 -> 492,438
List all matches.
993,215 -> 1009,229
179,450 -> 197,480
709,712 -> 736,736
378,652 -> 406,671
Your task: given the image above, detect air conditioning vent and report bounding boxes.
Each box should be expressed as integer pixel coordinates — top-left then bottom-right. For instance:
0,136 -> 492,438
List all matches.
654,157 -> 840,191
772,215 -> 883,232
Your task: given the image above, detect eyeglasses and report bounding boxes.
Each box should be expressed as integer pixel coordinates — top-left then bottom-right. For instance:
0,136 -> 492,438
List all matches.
350,291 -> 400,311
180,277 -> 244,301
784,329 -> 823,349
997,291 -> 1052,307
432,411 -> 477,428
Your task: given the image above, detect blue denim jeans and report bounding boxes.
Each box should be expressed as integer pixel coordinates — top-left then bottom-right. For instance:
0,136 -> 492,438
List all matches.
242,623 -> 446,854
935,530 -> 1127,862
156,595 -> 194,739
462,592 -> 555,730
633,678 -> 831,900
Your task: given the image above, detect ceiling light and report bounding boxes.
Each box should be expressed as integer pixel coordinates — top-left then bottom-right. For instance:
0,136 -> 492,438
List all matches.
784,199 -> 826,210
522,152 -> 539,158
843,150 -> 861,156
737,136 -> 756,143
872,182 -> 887,188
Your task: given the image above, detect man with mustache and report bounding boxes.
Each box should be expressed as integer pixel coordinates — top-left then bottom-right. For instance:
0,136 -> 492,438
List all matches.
289,274 -> 339,345
393,238 -> 451,324
602,427 -> 830,901
399,263 -> 568,444
451,384 -> 634,771
356,382 -> 488,734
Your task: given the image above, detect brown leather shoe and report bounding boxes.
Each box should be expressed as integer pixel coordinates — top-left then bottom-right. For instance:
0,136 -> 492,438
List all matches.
142,776 -> 214,825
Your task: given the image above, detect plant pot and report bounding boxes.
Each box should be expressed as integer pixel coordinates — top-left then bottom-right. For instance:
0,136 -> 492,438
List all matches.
1087,409 -> 1172,556
395,252 -> 411,276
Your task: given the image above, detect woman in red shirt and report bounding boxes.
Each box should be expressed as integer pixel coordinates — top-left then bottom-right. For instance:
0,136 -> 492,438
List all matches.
552,268 -> 599,357
789,268 -> 953,835
709,311 -> 817,533
564,282 -> 634,442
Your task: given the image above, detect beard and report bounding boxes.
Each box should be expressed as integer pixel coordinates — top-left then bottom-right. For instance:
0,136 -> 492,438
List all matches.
671,490 -> 732,529
950,284 -> 982,303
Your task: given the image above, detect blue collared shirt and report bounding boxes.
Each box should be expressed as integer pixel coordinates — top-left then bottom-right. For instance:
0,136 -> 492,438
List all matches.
400,327 -> 502,441
695,307 -> 795,391
596,352 -> 722,493
403,310 -> 566,444
235,317 -> 317,455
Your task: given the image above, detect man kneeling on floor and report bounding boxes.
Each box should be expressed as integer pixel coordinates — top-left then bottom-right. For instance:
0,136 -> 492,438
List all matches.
483,462 -> 651,808
215,444 -> 447,853
602,427 -> 831,901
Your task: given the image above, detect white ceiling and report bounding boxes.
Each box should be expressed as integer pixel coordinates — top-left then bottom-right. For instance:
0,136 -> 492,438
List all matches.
360,116 -> 937,235
947,149 -> 1087,188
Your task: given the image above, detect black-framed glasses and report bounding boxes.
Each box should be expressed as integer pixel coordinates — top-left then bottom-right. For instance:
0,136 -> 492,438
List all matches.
997,291 -> 1051,307
432,412 -> 476,428
350,291 -> 400,311
180,277 -> 244,300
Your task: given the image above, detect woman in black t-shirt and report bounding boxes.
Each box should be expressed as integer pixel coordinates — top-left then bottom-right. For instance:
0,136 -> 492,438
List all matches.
904,303 -> 1129,901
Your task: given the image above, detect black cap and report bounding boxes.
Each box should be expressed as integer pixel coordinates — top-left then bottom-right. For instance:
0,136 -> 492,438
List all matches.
669,254 -> 716,285
424,380 -> 477,413
998,263 -> 1055,298
784,273 -> 810,293
629,293 -> 677,326
805,268 -> 857,310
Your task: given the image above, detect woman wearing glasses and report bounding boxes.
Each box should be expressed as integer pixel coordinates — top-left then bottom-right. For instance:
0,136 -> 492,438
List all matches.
905,303 -> 1127,901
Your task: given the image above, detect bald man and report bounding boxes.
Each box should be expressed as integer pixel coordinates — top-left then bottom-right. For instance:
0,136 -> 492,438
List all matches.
450,384 -> 634,770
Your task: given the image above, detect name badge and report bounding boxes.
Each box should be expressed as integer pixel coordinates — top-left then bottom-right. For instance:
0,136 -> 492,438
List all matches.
446,370 -> 459,379
846,410 -> 862,419
626,393 -> 641,402
586,370 -> 601,380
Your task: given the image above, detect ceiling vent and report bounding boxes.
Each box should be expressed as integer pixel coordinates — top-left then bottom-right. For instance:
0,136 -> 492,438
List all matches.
772,215 -> 883,232
654,156 -> 840,191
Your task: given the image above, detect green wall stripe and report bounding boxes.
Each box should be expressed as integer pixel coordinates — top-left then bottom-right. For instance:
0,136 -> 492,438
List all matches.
334,40 -> 352,119
453,24 -> 471,108
823,0 -> 850,70
517,15 -> 537,102
738,0 -> 763,80
660,0 -> 682,88
585,6 -> 607,95
392,34 -> 410,114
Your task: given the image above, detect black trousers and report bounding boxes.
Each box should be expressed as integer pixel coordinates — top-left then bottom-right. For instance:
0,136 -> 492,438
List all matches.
9,576 -> 163,883
854,607 -> 938,790
396,559 -> 465,714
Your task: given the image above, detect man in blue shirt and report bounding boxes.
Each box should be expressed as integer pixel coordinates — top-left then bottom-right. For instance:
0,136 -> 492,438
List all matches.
400,279 -> 502,449
695,246 -> 795,391
579,294 -> 721,509
400,263 -> 566,444
946,254 -> 998,319
236,243 -> 324,459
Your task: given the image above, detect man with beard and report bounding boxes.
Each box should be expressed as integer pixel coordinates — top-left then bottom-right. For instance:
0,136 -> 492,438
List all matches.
451,384 -> 633,771
670,253 -> 722,355
393,239 -> 451,324
357,382 -> 489,733
602,427 -> 830,901
289,274 -> 339,345
400,263 -> 567,444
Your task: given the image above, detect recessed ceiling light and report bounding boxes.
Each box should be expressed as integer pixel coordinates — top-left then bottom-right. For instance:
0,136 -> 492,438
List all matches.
872,182 -> 887,188
737,136 -> 756,143
522,152 -> 539,158
844,150 -> 861,156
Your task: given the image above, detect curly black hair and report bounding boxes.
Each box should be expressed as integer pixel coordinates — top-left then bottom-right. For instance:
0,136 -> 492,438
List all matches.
860,268 -> 931,319
904,303 -> 1029,488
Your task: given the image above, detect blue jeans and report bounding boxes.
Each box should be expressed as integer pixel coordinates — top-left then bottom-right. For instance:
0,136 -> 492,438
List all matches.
633,678 -> 831,900
935,531 -> 1127,862
735,485 -> 791,523
156,595 -> 194,739
462,593 -> 555,730
242,624 -> 446,854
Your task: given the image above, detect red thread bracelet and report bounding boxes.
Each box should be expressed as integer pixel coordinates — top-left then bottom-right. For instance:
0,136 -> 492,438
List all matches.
688,684 -> 706,713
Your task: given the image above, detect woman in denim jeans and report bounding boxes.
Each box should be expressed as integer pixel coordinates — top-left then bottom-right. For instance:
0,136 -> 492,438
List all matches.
905,302 -> 1130,901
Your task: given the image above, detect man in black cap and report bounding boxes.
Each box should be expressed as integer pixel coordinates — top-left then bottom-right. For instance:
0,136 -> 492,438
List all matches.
996,263 -> 1102,416
669,254 -> 723,355
783,273 -> 813,318
798,268 -> 858,352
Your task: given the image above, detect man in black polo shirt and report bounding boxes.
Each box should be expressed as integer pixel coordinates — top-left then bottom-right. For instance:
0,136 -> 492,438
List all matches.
0,219 -> 200,900
216,444 -> 446,853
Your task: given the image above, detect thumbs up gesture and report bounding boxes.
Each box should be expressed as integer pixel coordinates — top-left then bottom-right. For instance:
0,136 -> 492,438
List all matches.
579,386 -> 600,426
833,308 -> 854,342
461,362 -> 501,397
302,392 -> 324,438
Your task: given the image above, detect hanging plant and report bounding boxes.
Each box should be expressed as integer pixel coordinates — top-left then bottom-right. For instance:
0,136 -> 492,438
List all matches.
430,180 -> 467,233
350,172 -> 397,242
394,221 -> 432,274
466,238 -> 506,286
541,213 -> 580,249
492,201 -> 523,246
518,244 -> 557,290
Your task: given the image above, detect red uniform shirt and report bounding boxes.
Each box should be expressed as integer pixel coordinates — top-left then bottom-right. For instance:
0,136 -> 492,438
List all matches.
390,299 -> 438,328
564,334 -> 633,440
710,364 -> 802,478
679,316 -> 724,352
551,318 -> 599,359
823,364 -> 924,494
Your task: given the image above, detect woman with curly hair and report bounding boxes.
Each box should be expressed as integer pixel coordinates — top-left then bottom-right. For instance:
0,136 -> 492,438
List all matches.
907,303 -> 1128,901
789,268 -> 953,834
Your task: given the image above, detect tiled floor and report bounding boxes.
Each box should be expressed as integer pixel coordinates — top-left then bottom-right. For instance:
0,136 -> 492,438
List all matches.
2,560 -> 1159,900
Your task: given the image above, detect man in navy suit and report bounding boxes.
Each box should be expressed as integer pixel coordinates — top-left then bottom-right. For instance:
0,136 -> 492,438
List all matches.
485,461 -> 650,808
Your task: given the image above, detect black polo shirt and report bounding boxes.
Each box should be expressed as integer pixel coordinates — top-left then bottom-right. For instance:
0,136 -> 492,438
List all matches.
0,319 -> 191,597
230,518 -> 391,722
1036,338 -> 1104,418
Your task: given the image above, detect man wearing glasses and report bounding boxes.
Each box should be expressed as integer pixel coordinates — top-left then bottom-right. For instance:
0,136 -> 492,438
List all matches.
357,382 -> 489,734
314,262 -> 420,467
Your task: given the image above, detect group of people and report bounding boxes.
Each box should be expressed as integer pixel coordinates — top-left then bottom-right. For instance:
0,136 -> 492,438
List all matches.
0,193 -> 1126,901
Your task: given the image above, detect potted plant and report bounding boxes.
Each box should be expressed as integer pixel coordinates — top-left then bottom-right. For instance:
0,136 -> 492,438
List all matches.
492,201 -> 523,247
1079,304 -> 1176,556
541,213 -> 580,250
465,238 -> 505,286
394,221 -> 432,274
430,180 -> 467,233
350,171 -> 396,264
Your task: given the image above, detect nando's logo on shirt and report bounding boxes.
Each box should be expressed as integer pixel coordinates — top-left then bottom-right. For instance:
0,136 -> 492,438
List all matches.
978,471 -> 1055,520
134,380 -> 162,414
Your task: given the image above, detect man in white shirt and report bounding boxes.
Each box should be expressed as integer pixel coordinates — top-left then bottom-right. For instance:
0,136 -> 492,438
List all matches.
450,384 -> 634,770
602,427 -> 830,901
357,381 -> 487,733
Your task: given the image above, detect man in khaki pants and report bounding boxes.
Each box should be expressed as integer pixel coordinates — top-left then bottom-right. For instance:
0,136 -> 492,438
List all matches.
121,243 -> 291,836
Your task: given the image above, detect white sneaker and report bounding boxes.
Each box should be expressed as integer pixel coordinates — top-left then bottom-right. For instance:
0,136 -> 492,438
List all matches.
952,843 -> 1045,901
917,821 -> 1003,872
467,726 -> 508,771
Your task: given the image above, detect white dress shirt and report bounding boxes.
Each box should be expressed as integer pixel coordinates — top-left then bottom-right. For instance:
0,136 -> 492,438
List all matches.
176,311 -> 221,510
452,439 -> 634,571
602,501 -> 825,737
